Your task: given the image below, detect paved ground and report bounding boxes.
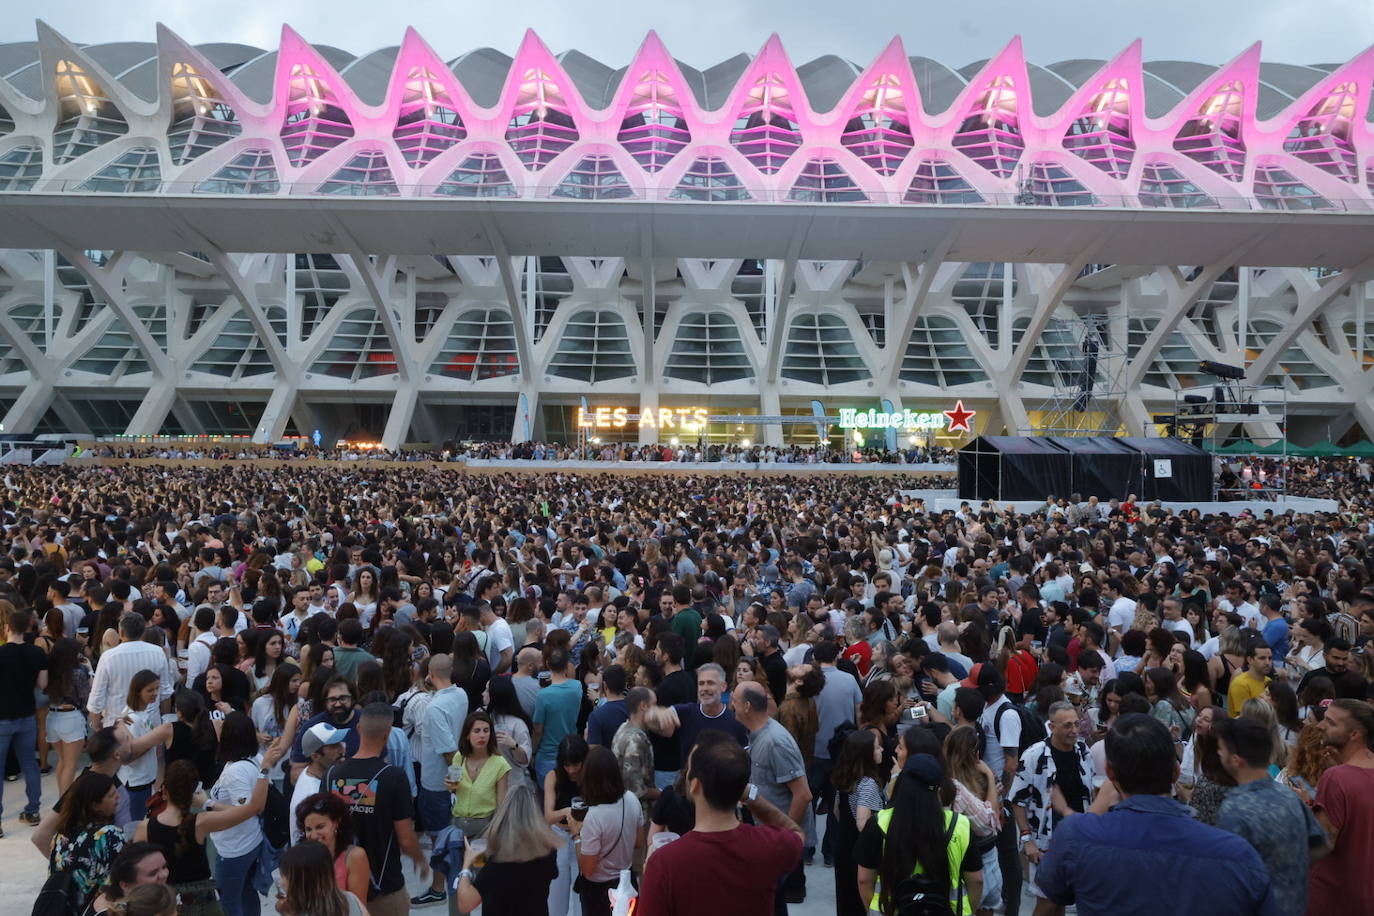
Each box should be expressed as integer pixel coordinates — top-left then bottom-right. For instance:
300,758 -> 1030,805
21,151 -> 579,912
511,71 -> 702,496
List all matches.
2,767 -> 1037,915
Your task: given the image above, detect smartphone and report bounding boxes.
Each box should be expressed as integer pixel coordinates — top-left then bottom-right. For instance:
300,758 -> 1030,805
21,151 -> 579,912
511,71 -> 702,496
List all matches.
903,705 -> 928,723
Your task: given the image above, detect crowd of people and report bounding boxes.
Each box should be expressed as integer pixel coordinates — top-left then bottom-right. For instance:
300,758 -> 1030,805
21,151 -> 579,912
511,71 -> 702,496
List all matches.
87,440 -> 957,467
0,460 -> 1372,916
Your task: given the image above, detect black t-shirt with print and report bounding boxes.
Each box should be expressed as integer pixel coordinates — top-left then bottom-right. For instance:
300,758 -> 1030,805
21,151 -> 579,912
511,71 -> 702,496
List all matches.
1049,746 -> 1088,824
324,757 -> 413,898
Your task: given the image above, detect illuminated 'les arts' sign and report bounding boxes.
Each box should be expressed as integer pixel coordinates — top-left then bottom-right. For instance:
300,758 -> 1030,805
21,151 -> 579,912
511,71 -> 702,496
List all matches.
576,406 -> 710,429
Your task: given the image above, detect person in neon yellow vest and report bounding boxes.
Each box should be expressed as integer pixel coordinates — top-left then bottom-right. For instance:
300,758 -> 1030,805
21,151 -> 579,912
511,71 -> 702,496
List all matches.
855,754 -> 984,915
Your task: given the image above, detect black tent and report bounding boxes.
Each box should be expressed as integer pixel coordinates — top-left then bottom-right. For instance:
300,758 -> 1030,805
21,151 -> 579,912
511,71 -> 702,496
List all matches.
1055,436 -> 1144,502
1119,437 -> 1212,501
958,436 -> 1073,501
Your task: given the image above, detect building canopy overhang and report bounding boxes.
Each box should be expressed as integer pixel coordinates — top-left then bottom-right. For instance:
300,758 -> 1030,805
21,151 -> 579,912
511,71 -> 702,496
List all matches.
4,194 -> 1374,268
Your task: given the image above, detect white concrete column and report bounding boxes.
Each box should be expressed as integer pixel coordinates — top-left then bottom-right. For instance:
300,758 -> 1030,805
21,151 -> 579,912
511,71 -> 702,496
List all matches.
512,388 -> 539,443
638,389 -> 660,445
760,385 -> 783,447
381,385 -> 419,451
254,384 -> 299,444
2,383 -> 55,434
124,385 -> 177,436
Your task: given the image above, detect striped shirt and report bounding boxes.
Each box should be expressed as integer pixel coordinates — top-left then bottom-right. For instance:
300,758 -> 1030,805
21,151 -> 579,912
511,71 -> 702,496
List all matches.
87,640 -> 176,725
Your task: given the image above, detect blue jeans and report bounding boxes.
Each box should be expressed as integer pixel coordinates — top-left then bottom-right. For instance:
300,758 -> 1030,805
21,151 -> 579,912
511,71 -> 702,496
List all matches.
125,783 -> 153,822
806,756 -> 835,862
215,842 -> 263,916
534,757 -> 557,798
0,715 -> 41,818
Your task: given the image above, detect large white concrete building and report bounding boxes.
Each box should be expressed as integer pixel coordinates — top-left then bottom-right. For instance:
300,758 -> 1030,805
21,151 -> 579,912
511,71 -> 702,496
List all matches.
2,24 -> 1374,448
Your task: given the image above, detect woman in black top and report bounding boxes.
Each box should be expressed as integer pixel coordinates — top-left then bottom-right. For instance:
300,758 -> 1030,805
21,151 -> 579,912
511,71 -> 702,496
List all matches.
164,689 -> 221,788
455,786 -> 562,916
542,735 -> 587,916
135,755 -> 283,915
452,631 -> 491,712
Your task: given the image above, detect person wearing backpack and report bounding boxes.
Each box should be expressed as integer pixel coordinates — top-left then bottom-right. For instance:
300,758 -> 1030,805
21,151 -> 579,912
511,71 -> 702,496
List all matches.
206,713 -> 274,916
968,664 -> 1041,916
854,753 -> 983,916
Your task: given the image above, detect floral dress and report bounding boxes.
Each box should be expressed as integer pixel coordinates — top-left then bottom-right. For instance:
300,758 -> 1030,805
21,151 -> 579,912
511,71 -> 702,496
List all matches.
50,823 -> 126,903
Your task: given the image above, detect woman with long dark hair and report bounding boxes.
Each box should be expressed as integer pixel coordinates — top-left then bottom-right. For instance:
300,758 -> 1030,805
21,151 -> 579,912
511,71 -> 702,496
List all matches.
859,679 -> 901,784
1144,667 -> 1196,744
567,746 -> 642,916
542,735 -> 589,916
487,675 -> 534,790
294,791 -> 370,903
48,772 -> 125,908
248,629 -> 285,692
855,755 -> 983,916
118,669 -> 163,816
134,755 -> 281,915
165,688 -> 222,787
831,728 -> 887,916
45,636 -> 92,793
276,841 -> 366,916
206,712 -> 271,916
250,661 -> 299,785
92,841 -> 167,915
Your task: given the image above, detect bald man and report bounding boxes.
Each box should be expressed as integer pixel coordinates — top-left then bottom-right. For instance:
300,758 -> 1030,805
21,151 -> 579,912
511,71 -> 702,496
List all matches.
512,647 -> 542,718
732,680 -> 812,905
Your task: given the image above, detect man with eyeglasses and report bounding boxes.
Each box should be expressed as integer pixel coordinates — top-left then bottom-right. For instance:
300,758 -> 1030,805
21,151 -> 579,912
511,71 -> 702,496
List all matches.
291,676 -> 362,779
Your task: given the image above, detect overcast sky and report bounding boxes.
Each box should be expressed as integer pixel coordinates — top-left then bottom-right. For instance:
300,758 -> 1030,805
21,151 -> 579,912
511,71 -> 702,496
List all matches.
3,0 -> 1373,69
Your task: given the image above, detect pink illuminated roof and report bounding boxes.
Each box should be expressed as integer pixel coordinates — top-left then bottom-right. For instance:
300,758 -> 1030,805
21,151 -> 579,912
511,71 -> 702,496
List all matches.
9,27 -> 1374,211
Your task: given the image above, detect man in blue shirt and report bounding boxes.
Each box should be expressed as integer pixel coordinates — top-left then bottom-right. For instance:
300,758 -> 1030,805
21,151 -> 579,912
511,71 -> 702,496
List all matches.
1036,713 -> 1277,916
532,647 -> 583,787
1258,595 -> 1290,668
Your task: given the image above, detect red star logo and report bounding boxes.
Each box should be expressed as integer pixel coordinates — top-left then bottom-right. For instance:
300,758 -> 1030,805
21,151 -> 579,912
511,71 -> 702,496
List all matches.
943,400 -> 975,434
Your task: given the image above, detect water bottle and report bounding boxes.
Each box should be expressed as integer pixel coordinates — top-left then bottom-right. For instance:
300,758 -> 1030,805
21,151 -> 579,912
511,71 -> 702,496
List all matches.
610,868 -> 637,916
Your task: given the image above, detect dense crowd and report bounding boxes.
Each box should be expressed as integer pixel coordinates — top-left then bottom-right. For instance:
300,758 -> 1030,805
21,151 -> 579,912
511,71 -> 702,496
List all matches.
89,441 -> 958,466
0,461 -> 1372,916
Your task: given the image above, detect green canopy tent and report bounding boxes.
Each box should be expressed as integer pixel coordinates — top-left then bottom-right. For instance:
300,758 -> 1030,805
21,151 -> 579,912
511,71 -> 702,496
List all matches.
1303,440 -> 1345,457
1344,441 -> 1374,457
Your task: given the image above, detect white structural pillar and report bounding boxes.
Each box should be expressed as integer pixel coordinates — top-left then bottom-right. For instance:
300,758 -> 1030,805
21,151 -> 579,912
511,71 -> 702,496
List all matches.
760,385 -> 783,447
511,387 -> 539,443
123,385 -> 177,436
381,386 -> 419,451
254,383 -> 299,444
2,384 -> 55,435
638,389 -> 660,445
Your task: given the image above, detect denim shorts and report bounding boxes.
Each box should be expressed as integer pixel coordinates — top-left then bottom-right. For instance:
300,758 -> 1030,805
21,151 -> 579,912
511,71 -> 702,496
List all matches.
47,709 -> 87,744
417,787 -> 452,833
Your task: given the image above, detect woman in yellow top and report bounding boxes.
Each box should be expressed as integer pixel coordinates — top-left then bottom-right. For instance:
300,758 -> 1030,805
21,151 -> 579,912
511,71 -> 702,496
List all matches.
446,711 -> 512,840
854,754 -> 983,916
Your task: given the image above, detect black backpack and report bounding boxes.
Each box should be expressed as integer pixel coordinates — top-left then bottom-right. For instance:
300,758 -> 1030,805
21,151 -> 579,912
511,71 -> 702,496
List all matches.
827,720 -> 858,761
261,781 -> 292,850
31,870 -> 90,916
992,699 -> 1047,757
894,813 -> 965,916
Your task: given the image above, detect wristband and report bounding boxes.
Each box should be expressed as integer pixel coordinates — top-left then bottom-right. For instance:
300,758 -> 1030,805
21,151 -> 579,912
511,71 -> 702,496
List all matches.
457,869 -> 476,883
1020,833 -> 1034,845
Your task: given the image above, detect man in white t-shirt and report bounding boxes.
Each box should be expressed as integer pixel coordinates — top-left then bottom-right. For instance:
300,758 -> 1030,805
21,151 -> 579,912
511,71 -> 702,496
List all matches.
481,601 -> 515,675
1160,597 -> 1194,640
289,723 -> 348,845
1104,578 -> 1137,633
1216,581 -> 1262,629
